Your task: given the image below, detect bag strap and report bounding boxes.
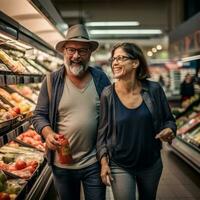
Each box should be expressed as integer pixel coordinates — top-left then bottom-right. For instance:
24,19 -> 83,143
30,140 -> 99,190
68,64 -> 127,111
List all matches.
46,73 -> 52,103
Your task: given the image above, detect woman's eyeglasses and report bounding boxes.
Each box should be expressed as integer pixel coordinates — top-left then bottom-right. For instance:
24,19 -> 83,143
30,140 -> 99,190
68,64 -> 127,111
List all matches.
109,55 -> 134,63
65,47 -> 90,56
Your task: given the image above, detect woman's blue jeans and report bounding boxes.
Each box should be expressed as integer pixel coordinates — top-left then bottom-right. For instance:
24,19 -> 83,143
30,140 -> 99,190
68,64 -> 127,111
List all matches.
51,162 -> 106,200
110,158 -> 163,200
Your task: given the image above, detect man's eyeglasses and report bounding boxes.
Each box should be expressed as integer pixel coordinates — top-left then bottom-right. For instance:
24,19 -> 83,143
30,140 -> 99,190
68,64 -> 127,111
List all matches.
65,47 -> 90,56
109,55 -> 134,63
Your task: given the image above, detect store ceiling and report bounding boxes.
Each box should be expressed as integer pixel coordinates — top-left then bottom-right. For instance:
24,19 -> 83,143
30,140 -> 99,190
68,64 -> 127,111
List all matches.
0,0 -> 184,58
0,0 -> 65,48
50,0 -> 184,49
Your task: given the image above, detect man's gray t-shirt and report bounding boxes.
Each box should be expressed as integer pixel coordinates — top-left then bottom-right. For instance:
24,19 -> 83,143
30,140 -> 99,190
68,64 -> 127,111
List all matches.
54,76 -> 100,169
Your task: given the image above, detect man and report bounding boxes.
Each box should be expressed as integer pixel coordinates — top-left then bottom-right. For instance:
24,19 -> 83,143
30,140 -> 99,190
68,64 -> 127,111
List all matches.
32,24 -> 110,200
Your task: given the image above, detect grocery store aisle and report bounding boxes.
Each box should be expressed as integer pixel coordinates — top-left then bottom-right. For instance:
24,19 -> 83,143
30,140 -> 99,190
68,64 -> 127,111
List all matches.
44,144 -> 200,200
157,144 -> 200,200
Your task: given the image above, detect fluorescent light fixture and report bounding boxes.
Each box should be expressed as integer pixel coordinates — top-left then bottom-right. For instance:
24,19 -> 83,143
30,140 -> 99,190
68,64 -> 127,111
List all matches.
86,21 -> 140,26
181,55 -> 200,62
150,59 -> 170,64
89,29 -> 162,35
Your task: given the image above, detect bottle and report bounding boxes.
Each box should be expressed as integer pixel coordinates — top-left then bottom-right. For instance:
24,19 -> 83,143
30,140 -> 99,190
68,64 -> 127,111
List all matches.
57,135 -> 73,164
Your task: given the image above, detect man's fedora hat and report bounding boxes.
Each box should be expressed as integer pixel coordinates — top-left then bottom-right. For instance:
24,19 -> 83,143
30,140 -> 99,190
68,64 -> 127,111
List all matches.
55,24 -> 99,53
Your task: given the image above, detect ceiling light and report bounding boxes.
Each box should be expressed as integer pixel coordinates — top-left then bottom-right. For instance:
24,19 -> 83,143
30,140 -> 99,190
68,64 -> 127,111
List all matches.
89,29 -> 162,35
86,21 -> 140,26
147,51 -> 153,57
152,48 -> 157,53
156,45 -> 162,50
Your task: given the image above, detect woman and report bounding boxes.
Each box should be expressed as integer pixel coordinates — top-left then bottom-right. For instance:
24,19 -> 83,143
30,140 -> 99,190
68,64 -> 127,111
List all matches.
96,43 -> 176,200
180,73 -> 195,102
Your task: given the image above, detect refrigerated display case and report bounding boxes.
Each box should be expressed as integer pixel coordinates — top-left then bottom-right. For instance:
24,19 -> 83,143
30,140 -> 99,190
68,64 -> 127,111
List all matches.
169,12 -> 200,173
173,102 -> 200,173
0,10 -> 61,199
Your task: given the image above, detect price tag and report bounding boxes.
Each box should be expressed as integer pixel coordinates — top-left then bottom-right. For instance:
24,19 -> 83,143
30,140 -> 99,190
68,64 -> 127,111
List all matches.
30,76 -> 34,83
3,134 -> 7,144
17,75 -> 24,84
34,76 -> 40,82
7,130 -> 16,142
16,126 -> 23,136
24,76 -> 30,84
22,121 -> 31,132
16,75 -> 21,84
0,136 -> 4,147
6,75 -> 16,85
0,75 -> 5,86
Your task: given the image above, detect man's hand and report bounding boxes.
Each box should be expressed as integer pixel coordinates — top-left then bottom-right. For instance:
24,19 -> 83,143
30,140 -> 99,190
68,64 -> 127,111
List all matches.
42,126 -> 61,150
45,132 -> 61,150
155,128 -> 175,145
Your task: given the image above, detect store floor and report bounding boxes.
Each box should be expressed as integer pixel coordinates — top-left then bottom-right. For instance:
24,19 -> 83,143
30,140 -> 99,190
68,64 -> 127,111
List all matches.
44,145 -> 200,200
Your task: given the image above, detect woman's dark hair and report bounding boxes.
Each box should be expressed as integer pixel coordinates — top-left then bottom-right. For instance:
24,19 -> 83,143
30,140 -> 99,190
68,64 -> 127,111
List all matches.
111,42 -> 150,80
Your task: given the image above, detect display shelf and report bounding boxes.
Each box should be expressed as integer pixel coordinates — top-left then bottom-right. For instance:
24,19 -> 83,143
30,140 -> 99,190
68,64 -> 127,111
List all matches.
0,71 -> 44,86
25,164 -> 52,200
0,10 -> 58,200
173,96 -> 200,119
171,137 -> 200,173
2,85 -> 36,104
0,11 -> 61,58
0,117 -> 32,141
177,136 -> 200,153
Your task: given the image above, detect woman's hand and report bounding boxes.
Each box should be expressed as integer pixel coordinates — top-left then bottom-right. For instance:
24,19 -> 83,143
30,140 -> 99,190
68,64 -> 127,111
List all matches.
100,156 -> 113,186
155,128 -> 175,144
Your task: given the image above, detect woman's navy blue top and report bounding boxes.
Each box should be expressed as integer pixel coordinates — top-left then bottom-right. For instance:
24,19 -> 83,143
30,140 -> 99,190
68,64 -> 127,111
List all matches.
111,88 -> 160,170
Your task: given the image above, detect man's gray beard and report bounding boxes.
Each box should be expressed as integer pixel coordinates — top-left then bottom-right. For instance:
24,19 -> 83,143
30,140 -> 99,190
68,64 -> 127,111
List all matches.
64,61 -> 87,77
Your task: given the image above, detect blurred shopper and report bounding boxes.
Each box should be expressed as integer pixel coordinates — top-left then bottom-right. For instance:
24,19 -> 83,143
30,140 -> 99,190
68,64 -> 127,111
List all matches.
180,73 -> 195,101
158,75 -> 165,87
32,24 -> 110,200
96,43 -> 176,200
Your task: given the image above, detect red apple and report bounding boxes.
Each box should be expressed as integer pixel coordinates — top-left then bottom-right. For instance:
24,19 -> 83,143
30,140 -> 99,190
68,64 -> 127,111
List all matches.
15,160 -> 27,170
12,106 -> 21,114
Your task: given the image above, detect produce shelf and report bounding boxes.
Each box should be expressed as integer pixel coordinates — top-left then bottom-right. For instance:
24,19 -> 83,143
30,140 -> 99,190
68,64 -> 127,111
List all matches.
24,164 -> 52,200
171,137 -> 200,173
0,71 -> 44,86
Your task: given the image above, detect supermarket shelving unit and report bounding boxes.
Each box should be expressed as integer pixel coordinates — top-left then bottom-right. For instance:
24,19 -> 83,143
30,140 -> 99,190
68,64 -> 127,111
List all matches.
169,12 -> 200,173
0,10 -> 60,199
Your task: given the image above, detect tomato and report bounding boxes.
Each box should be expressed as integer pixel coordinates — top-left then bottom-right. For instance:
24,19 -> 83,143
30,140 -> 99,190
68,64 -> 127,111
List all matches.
0,192 -> 11,200
33,135 -> 41,141
26,166 -> 35,173
15,160 -> 27,170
